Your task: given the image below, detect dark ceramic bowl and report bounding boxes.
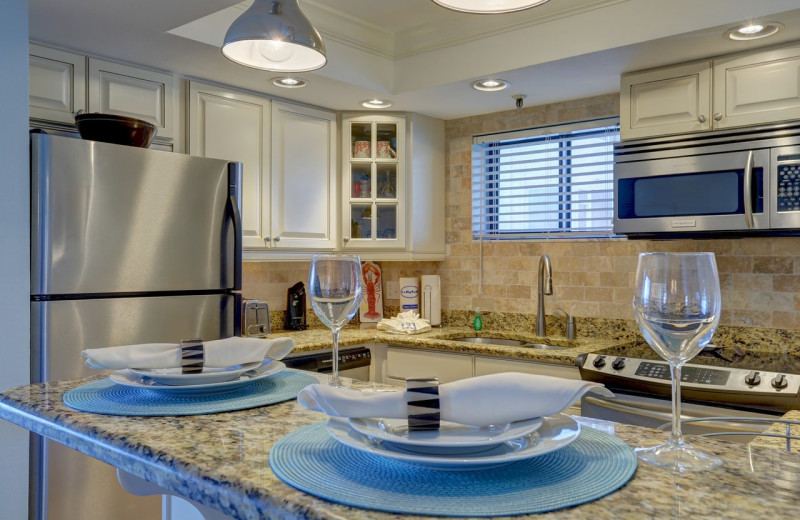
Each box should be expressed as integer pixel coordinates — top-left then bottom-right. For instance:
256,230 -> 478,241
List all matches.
74,113 -> 158,148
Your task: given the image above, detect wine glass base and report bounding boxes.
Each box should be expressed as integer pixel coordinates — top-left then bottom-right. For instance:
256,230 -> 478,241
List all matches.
327,374 -> 358,388
635,441 -> 721,472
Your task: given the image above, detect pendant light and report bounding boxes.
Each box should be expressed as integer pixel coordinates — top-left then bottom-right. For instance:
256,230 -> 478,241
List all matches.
431,0 -> 550,14
222,0 -> 326,72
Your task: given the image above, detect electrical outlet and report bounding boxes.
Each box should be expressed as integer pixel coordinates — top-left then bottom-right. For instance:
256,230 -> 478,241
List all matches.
385,281 -> 399,300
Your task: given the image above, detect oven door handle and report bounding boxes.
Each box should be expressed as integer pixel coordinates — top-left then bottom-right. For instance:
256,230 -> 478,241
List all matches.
743,150 -> 755,229
583,396 -> 674,424
582,396 -> 776,432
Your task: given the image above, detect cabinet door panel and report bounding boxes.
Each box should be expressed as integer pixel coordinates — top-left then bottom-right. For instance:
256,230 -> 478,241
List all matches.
714,47 -> 800,129
386,348 -> 472,383
342,115 -> 406,250
474,356 -> 580,380
88,59 -> 175,140
188,83 -> 270,250
620,61 -> 711,140
271,102 -> 336,249
29,44 -> 86,124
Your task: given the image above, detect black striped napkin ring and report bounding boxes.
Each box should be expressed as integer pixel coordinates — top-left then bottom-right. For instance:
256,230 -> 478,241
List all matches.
406,378 -> 440,431
180,338 -> 204,374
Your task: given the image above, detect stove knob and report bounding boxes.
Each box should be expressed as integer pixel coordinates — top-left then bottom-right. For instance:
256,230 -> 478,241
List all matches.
592,355 -> 606,369
771,374 -> 788,390
744,371 -> 761,386
611,357 -> 626,371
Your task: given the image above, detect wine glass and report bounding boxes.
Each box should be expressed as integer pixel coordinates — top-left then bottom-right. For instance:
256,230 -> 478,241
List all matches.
632,252 -> 722,472
308,254 -> 363,387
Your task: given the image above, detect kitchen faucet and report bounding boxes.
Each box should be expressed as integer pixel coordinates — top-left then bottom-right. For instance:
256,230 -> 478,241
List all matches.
536,254 -> 552,336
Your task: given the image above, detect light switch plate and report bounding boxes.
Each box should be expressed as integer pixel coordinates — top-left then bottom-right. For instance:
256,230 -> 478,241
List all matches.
385,280 -> 399,300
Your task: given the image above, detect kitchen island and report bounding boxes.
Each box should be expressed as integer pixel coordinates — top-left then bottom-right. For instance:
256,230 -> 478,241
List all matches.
2,373 -> 800,520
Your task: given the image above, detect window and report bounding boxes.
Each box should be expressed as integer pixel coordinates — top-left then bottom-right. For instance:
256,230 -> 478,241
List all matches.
472,118 -> 620,239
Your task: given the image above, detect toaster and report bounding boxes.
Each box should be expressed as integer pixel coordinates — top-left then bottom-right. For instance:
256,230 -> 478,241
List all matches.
241,299 -> 270,337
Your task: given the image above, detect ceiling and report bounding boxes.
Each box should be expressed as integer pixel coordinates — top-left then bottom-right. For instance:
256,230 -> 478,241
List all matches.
28,0 -> 800,120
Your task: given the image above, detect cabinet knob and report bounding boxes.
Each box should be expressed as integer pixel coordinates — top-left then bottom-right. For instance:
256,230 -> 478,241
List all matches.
343,237 -> 350,243
697,115 -> 706,123
264,236 -> 271,242
273,236 -> 281,242
714,113 -> 723,121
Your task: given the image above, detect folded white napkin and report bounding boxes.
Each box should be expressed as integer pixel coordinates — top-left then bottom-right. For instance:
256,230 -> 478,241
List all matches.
297,372 -> 613,426
377,311 -> 432,335
81,336 -> 295,370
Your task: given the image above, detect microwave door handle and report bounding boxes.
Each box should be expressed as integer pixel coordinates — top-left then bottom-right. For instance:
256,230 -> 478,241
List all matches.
743,150 -> 755,229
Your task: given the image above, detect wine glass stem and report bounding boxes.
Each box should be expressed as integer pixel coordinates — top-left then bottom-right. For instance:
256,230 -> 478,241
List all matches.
330,328 -> 341,386
670,362 -> 684,446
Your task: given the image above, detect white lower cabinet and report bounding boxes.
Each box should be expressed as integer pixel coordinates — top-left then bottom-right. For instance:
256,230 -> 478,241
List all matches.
383,346 -> 580,386
385,347 -> 473,385
473,356 -> 580,380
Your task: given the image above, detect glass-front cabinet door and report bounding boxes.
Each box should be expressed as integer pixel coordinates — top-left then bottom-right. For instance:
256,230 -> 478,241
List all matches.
342,114 -> 406,249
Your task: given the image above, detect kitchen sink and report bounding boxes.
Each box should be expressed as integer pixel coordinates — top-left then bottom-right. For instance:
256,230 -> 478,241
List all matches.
450,337 -> 528,346
449,337 -> 571,350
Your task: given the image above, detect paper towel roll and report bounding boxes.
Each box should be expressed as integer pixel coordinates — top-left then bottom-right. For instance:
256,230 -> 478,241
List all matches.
399,277 -> 419,312
421,275 -> 441,326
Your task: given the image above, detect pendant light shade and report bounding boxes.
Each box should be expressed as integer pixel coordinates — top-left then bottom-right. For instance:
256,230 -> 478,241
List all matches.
431,0 -> 550,13
222,0 -> 326,72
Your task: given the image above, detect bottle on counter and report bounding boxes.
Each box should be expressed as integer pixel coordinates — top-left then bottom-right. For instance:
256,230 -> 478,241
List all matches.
473,307 -> 483,331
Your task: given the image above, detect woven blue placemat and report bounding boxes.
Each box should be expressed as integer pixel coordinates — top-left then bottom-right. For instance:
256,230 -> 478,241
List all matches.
270,421 -> 637,517
63,371 -> 317,416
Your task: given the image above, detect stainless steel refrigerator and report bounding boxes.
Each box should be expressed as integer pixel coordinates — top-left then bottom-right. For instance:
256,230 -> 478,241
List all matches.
29,132 -> 243,520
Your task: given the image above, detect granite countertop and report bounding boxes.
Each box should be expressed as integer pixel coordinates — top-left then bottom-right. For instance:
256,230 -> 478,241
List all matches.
3,375 -> 800,519
270,326 -> 633,366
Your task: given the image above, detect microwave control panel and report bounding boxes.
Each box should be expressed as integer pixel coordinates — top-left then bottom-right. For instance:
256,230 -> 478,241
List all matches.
777,161 -> 800,212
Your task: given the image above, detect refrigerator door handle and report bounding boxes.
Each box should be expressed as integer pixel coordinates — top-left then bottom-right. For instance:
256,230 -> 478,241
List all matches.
228,163 -> 243,291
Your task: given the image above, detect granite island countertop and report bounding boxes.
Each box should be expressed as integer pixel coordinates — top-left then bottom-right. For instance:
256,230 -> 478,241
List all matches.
2,375 -> 800,520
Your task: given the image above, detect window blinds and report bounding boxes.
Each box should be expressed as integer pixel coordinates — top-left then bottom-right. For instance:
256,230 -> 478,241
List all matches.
472,118 -> 620,240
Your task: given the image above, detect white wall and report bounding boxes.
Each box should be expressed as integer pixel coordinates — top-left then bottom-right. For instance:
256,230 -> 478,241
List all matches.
0,0 -> 30,518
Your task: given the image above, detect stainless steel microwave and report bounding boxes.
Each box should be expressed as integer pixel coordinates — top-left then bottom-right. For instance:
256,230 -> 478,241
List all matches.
613,122 -> 800,236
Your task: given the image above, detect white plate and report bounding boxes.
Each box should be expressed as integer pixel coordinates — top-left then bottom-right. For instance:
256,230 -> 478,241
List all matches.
129,361 -> 263,386
348,417 -> 543,454
110,360 -> 285,394
326,414 -> 580,471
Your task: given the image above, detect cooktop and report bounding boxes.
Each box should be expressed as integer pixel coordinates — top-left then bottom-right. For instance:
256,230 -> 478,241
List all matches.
576,344 -> 800,413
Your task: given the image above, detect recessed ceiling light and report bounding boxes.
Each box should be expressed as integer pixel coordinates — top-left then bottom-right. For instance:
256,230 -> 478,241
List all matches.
431,0 -> 550,14
471,79 -> 510,92
272,77 -> 308,88
725,22 -> 782,41
361,99 -> 393,109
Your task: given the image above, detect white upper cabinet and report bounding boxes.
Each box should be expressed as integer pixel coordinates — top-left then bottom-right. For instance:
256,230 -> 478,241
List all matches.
342,114 -> 406,251
621,42 -> 800,140
621,61 -> 711,140
29,44 -> 86,124
188,82 -> 270,250
712,44 -> 800,130
188,83 -> 337,255
341,113 -> 445,260
88,58 -> 176,141
270,101 -> 337,250
28,44 -> 176,145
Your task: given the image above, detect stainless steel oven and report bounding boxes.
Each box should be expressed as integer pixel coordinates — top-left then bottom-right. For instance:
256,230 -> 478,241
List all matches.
575,345 -> 800,442
614,122 -> 800,236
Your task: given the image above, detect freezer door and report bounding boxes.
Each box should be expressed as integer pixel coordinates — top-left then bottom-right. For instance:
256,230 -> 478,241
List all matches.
31,133 -> 240,296
30,294 -> 238,520
31,294 -> 239,382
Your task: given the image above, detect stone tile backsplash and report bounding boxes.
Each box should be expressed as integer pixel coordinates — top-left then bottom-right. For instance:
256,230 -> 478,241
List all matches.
242,93 -> 800,333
